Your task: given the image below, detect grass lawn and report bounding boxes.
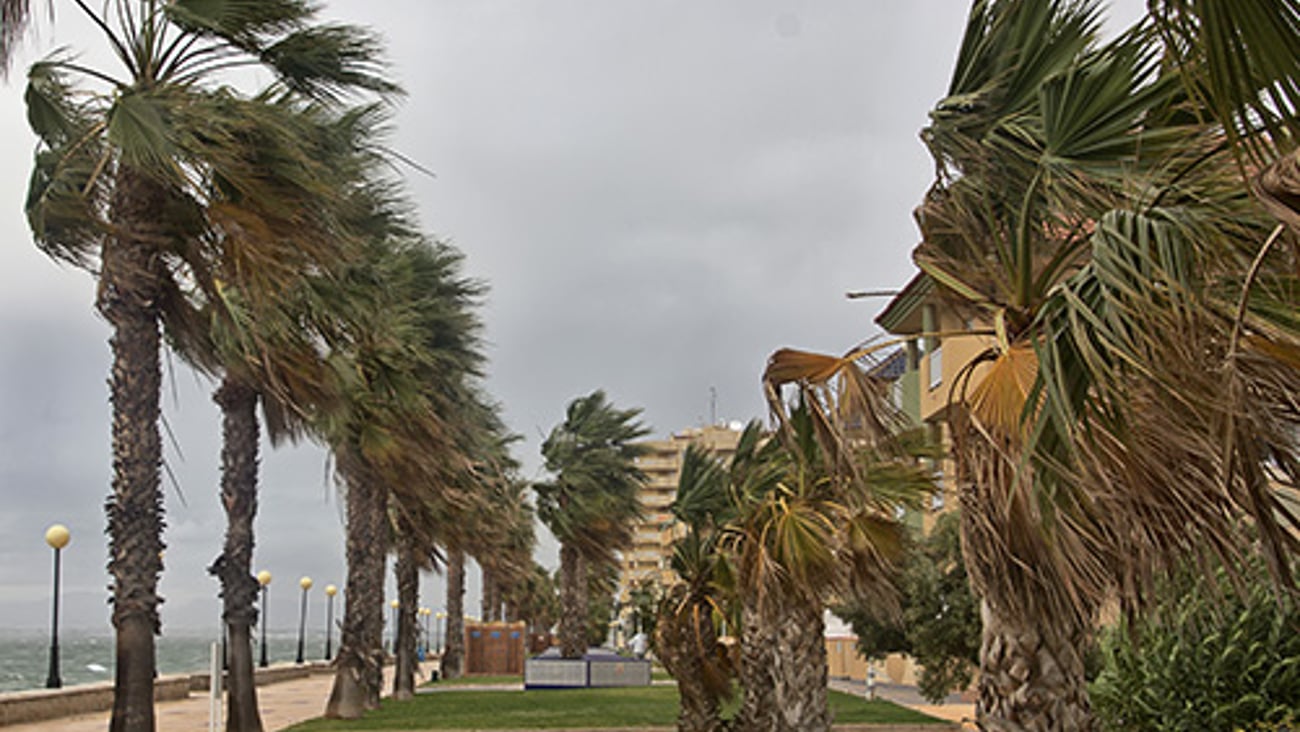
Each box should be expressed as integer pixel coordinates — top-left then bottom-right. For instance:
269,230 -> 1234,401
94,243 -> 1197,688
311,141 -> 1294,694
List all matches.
284,686 -> 946,730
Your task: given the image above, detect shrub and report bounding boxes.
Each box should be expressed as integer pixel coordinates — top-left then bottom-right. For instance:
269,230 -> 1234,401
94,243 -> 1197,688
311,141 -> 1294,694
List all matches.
1092,563 -> 1300,731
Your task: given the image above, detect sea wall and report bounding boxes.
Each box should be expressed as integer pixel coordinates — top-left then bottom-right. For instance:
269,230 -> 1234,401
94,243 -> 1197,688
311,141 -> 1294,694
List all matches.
0,674 -> 190,726
0,662 -> 333,727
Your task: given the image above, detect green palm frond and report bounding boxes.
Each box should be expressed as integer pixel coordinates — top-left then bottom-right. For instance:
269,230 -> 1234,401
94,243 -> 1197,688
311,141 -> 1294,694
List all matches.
0,0 -> 36,73
1151,0 -> 1300,166
262,25 -> 402,102
537,391 -> 650,565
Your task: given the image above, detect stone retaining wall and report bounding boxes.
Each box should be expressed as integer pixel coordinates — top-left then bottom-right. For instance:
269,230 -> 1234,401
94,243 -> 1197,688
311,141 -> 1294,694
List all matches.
0,674 -> 190,726
0,662 -> 334,727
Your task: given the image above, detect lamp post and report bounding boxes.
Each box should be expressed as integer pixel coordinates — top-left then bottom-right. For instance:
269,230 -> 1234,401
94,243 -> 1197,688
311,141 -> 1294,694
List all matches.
257,570 -> 272,668
389,599 -> 400,654
44,524 -> 70,689
436,611 -> 446,654
324,584 -> 338,660
295,576 -> 312,664
420,608 -> 431,656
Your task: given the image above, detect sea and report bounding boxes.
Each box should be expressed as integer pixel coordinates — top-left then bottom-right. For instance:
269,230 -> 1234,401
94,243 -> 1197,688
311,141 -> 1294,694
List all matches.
0,627 -> 335,693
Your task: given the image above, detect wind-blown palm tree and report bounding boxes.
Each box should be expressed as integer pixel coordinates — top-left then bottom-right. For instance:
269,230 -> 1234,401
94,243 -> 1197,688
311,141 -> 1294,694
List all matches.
318,233 -> 487,718
23,4 -> 394,728
770,2 -> 1300,729
726,402 -> 927,732
656,443 -> 736,732
196,101 -> 390,732
536,391 -> 649,659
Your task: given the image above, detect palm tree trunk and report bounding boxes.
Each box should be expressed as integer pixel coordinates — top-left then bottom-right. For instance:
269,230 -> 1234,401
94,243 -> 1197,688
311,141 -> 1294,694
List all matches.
489,574 -> 503,622
392,544 -> 418,700
559,543 -> 587,659
772,594 -> 830,732
442,545 -> 465,679
737,596 -> 778,732
480,564 -> 494,621
325,462 -> 387,719
210,378 -> 264,732
102,168 -> 167,732
977,599 -> 1094,732
655,596 -> 724,732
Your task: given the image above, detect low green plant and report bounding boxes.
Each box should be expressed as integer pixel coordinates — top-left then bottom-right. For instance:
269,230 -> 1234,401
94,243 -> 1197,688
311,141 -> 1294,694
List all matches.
1092,561 -> 1300,731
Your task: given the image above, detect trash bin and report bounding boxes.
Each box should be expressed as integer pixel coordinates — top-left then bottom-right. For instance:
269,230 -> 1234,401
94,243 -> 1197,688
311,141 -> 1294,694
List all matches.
429,670 -> 440,683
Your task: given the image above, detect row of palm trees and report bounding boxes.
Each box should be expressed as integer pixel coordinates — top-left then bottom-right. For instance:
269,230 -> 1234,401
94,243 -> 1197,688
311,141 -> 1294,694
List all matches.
765,1 -> 1300,730
6,2 -> 540,731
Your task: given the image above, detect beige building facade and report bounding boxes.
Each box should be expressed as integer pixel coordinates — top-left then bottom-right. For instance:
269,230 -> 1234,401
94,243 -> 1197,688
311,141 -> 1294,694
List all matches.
618,424 -> 744,600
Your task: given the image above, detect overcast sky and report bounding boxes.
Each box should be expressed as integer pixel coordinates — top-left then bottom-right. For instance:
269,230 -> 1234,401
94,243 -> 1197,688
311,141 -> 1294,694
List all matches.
0,1 -> 1144,633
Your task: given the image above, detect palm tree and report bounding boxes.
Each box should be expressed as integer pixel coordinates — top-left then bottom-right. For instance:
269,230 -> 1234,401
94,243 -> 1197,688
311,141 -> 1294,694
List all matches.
656,444 -> 736,732
770,2 -> 1300,728
390,516 -> 429,701
319,234 -> 487,718
476,475 -> 536,625
198,101 -> 388,732
536,391 -> 650,659
442,543 -> 467,679
426,404 -> 525,679
502,562 -> 560,639
724,403 -> 927,732
23,4 -> 393,728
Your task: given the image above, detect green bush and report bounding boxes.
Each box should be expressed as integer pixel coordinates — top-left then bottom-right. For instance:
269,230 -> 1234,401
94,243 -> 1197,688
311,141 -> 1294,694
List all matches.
837,512 -> 979,703
1092,563 -> 1300,731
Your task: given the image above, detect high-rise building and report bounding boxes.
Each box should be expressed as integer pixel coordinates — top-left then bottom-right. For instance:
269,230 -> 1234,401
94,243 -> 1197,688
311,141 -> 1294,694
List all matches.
617,423 -> 744,599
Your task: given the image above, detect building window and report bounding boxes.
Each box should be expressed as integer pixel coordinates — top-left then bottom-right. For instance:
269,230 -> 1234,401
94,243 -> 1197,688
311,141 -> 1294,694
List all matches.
927,346 -> 942,390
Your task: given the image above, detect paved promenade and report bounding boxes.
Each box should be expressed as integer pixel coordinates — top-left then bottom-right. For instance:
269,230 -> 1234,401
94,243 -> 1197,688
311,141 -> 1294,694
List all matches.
4,662 -> 435,732
5,666 -> 974,731
828,678 -> 976,729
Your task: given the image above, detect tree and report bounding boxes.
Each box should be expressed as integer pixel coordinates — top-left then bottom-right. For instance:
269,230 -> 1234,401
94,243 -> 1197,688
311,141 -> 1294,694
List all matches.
318,234 -> 486,718
768,1 -> 1300,728
436,411 -> 529,678
23,3 -> 393,728
723,403 -> 928,732
536,391 -> 649,659
656,444 -> 736,732
200,101 -> 386,732
502,562 -> 559,640
839,511 -> 980,704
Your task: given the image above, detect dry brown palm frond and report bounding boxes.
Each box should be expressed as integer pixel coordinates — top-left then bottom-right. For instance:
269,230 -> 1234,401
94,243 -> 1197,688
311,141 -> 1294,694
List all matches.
967,344 -> 1039,442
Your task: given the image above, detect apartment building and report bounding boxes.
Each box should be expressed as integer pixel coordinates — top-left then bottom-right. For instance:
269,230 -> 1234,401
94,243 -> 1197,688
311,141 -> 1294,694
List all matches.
617,424 -> 744,598
875,272 -> 994,533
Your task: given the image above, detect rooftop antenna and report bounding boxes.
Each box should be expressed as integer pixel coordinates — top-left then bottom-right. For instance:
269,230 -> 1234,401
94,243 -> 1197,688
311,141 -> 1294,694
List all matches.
709,386 -> 717,426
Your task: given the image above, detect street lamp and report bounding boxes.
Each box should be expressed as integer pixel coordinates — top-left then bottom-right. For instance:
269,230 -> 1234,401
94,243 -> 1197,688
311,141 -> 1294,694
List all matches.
257,570 -> 272,668
295,576 -> 312,664
389,599 -> 400,654
419,608 -> 431,656
324,584 -> 338,660
44,524 -> 70,689
435,611 -> 446,654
